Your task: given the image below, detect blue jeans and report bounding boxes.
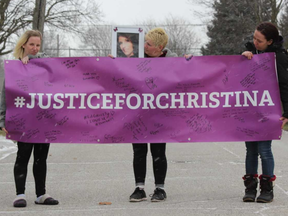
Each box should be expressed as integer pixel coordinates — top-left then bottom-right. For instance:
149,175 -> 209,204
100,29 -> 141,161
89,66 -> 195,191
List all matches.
245,140 -> 274,177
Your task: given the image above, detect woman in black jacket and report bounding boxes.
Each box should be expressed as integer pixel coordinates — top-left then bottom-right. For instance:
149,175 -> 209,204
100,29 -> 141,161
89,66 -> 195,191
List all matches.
242,22 -> 288,203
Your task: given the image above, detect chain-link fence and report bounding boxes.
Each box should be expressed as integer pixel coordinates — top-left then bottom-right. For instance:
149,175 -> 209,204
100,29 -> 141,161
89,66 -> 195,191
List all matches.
43,47 -> 202,57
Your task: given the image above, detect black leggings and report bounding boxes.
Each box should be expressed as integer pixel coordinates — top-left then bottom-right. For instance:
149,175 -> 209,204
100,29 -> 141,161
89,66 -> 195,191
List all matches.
14,142 -> 50,197
132,143 -> 167,185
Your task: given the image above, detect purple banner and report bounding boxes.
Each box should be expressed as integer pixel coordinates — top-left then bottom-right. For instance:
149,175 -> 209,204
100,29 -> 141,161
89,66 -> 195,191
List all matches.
4,53 -> 282,143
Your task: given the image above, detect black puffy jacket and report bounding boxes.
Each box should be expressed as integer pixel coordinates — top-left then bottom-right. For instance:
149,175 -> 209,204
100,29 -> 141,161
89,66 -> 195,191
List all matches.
245,37 -> 288,118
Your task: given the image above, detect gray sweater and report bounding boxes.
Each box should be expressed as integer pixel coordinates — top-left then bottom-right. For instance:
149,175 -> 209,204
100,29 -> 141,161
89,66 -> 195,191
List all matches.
162,48 -> 178,57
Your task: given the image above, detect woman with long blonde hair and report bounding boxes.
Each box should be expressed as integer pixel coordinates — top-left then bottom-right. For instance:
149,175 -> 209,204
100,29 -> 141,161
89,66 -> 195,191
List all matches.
0,30 -> 59,207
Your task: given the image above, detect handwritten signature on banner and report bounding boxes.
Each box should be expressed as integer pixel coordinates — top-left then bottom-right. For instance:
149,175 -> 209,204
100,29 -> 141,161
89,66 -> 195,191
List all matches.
4,53 -> 282,143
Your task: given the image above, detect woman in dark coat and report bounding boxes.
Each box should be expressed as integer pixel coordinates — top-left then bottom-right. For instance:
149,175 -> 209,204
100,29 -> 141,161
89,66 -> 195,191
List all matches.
241,22 -> 288,203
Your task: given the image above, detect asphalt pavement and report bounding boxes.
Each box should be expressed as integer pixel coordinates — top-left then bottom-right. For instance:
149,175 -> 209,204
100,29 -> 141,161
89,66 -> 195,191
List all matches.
1,131 -> 288,216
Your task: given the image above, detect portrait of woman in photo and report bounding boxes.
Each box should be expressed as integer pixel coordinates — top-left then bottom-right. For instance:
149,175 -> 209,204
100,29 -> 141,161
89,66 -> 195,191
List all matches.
117,33 -> 139,58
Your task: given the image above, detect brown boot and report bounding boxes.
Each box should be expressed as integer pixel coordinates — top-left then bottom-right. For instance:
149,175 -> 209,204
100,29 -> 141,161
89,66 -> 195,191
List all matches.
242,174 -> 258,202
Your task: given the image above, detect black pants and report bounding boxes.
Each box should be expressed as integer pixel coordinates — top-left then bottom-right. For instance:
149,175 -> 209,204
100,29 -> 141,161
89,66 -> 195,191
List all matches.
132,143 -> 167,185
14,142 -> 50,197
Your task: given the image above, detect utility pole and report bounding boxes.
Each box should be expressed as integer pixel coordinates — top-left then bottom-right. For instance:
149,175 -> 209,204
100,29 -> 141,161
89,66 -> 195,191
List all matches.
57,34 -> 60,57
33,0 -> 46,52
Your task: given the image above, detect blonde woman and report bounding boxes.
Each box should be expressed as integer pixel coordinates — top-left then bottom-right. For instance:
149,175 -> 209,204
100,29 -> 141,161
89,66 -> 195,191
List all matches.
0,30 -> 59,207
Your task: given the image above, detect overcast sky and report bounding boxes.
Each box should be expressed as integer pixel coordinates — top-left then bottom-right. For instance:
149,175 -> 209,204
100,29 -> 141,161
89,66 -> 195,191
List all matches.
97,0 -> 209,45
98,0 -> 203,25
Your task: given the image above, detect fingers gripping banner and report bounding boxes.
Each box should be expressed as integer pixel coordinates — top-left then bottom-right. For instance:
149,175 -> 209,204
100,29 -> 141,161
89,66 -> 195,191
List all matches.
4,53 -> 282,143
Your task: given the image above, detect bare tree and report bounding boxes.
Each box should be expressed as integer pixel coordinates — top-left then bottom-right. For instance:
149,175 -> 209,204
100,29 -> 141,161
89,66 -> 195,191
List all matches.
186,0 -> 216,24
253,0 -> 285,25
279,1 -> 288,48
42,29 -> 69,57
0,0 -> 33,55
162,15 -> 200,56
80,25 -> 112,57
0,0 -> 103,56
137,15 -> 201,56
44,0 -> 102,32
269,0 -> 285,25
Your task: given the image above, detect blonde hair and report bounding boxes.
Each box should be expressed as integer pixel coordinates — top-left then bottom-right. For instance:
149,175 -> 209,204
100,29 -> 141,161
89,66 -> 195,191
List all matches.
13,30 -> 42,59
145,28 -> 168,49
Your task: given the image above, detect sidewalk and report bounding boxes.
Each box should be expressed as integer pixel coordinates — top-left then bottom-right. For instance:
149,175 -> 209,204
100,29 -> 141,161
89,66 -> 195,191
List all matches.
1,132 -> 288,216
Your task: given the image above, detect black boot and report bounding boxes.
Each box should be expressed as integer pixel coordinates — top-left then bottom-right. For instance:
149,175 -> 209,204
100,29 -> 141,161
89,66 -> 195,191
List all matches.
242,174 -> 258,202
256,175 -> 276,203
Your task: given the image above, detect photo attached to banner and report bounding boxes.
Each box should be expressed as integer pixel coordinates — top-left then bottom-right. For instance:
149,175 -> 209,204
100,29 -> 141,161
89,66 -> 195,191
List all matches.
111,26 -> 144,58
